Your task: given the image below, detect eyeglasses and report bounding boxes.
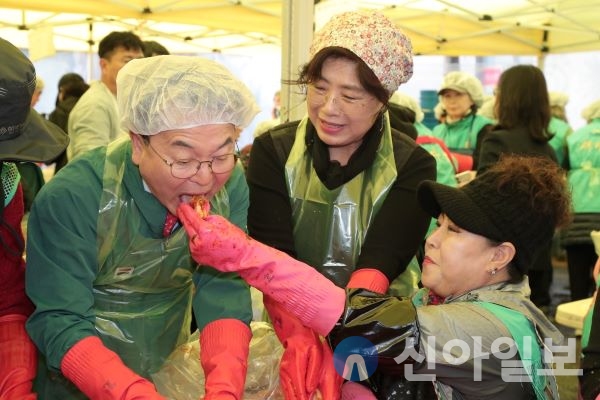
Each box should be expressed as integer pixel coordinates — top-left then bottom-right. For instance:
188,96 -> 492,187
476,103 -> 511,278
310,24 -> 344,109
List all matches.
307,84 -> 376,113
147,140 -> 238,179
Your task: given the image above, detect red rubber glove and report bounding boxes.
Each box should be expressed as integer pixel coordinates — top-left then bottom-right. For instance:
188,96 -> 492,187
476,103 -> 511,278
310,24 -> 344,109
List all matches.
264,296 -> 323,400
318,339 -> 344,400
177,204 -> 345,337
346,269 -> 389,294
200,319 -> 251,400
0,314 -> 37,400
61,336 -> 165,399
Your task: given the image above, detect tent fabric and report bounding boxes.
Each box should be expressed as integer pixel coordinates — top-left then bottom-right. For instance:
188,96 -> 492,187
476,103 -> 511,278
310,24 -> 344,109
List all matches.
0,0 -> 599,56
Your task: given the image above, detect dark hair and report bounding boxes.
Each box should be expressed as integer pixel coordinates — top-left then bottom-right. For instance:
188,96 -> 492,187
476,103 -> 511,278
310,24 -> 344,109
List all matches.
98,31 -> 144,59
142,40 -> 170,57
58,72 -> 84,89
62,80 -> 90,99
491,154 -> 572,281
294,47 -> 390,106
495,65 -> 551,142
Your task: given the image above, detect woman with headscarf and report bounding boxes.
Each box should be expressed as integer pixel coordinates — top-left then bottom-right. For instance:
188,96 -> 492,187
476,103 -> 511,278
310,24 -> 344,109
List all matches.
241,10 -> 436,399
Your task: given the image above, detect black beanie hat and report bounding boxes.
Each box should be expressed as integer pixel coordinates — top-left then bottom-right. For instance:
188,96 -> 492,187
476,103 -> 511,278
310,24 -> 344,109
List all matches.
417,168 -> 556,274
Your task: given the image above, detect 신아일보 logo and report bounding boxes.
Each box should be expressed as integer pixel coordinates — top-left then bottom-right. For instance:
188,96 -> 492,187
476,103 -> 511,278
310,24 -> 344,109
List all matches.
333,336 -> 378,381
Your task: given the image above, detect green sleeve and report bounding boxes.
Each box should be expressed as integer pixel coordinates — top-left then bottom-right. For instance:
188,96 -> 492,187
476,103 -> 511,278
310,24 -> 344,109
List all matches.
25,156 -> 104,371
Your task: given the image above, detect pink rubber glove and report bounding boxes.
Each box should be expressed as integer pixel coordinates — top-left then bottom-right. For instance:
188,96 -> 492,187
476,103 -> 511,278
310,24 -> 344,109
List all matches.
177,204 -> 345,337
264,296 -> 323,400
340,382 -> 377,400
61,336 -> 165,399
0,314 -> 37,400
200,319 -> 251,400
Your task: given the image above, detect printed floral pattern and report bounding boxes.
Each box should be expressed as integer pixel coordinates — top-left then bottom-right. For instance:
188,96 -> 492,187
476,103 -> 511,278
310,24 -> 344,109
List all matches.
310,11 -> 413,93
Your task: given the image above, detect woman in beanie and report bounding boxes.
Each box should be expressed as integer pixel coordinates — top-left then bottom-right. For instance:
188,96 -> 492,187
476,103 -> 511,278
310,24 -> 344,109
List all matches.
178,154 -> 572,399
240,10 -> 435,399
475,65 -> 559,312
431,71 -> 494,172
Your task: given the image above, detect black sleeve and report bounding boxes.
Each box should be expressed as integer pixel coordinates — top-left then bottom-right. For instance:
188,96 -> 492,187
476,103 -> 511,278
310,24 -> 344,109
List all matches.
581,292 -> 600,400
472,124 -> 494,171
328,289 -> 420,374
357,146 -> 436,282
476,131 -> 506,175
246,131 -> 297,257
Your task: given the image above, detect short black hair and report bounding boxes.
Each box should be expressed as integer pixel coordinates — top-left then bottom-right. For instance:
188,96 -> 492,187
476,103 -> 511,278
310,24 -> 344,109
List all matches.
98,31 -> 144,59
143,40 -> 170,57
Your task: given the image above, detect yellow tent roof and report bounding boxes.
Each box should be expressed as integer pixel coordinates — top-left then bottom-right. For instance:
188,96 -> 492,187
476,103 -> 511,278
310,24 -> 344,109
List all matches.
1,0 -> 599,55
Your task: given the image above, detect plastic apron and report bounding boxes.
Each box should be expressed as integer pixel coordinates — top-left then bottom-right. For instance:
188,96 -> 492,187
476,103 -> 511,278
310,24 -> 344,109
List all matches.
433,114 -> 491,154
36,137 -> 230,398
285,116 -> 419,291
412,290 -> 557,399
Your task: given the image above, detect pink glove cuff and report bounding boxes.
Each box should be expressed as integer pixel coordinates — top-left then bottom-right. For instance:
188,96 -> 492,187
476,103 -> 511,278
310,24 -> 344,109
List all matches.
341,381 -> 377,400
347,269 -> 389,294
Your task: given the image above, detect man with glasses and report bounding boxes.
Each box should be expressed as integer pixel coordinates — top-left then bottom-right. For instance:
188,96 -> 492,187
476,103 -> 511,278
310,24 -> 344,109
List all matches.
24,55 -> 259,399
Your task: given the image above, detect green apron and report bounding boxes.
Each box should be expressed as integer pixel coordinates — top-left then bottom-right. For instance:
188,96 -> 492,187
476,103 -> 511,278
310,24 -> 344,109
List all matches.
285,116 -> 418,292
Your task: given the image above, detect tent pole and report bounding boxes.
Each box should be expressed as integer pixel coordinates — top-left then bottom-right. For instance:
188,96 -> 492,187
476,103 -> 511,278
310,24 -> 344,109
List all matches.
87,21 -> 93,81
538,53 -> 546,71
280,0 -> 314,123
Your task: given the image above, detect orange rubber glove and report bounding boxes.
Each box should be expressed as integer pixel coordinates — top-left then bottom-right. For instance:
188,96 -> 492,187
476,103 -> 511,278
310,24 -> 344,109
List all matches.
265,296 -> 343,400
61,336 -> 165,399
200,319 -> 251,400
0,314 -> 37,400
264,295 -> 323,400
346,269 -> 389,294
318,339 -> 344,400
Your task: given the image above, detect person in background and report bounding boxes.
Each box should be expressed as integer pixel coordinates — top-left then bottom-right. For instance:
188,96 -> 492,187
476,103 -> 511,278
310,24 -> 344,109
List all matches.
142,40 -> 170,57
548,91 -> 573,167
18,76 -> 49,212
475,65 -> 558,312
389,91 -> 458,236
477,94 -> 496,122
178,154 -> 571,399
389,91 -> 431,136
25,55 -> 259,399
432,71 -> 494,171
67,31 -> 144,161
245,10 -> 436,399
561,99 -> 600,302
0,38 -> 69,400
252,90 -> 282,139
30,76 -> 44,108
48,73 -> 90,174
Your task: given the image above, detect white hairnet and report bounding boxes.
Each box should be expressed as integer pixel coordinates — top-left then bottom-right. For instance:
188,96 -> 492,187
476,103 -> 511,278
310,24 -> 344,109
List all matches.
582,99 -> 600,122
117,55 -> 259,135
438,71 -> 485,108
549,91 -> 569,108
389,91 -> 424,122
